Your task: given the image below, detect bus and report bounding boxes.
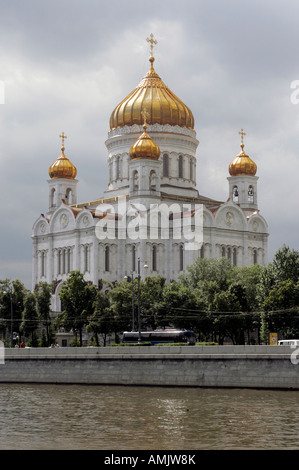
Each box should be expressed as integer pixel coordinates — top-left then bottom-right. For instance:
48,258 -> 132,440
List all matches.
278,339 -> 299,347
121,329 -> 196,345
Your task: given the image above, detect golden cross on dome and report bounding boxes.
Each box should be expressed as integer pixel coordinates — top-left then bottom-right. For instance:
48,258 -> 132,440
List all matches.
146,33 -> 158,57
59,132 -> 67,149
238,128 -> 246,146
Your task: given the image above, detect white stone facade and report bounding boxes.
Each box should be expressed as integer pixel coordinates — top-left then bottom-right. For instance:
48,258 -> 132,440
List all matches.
32,85 -> 268,313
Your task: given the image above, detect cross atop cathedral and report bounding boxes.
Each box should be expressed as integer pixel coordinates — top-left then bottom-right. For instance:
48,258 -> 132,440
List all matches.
60,132 -> 67,149
146,33 -> 158,57
238,128 -> 246,146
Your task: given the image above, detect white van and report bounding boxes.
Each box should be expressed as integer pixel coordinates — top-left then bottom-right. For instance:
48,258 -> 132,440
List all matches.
278,339 -> 299,346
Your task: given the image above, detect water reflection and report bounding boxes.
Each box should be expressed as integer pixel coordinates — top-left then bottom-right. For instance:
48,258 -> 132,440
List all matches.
0,384 -> 298,450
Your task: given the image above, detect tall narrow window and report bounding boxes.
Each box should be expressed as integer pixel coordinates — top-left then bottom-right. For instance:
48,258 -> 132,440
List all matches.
84,245 -> 89,272
152,245 -> 157,272
178,155 -> 184,178
41,251 -> 45,277
233,186 -> 239,203
200,244 -> 204,259
58,249 -> 62,275
51,188 -> 56,208
253,249 -> 258,265
132,245 -> 136,272
149,170 -> 156,191
163,154 -> 169,177
67,248 -> 71,273
179,245 -> 184,271
133,170 -> 139,191
105,246 -> 110,272
233,248 -> 237,266
248,186 -> 254,204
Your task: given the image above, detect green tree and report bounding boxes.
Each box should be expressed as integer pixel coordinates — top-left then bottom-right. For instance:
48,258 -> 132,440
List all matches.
57,271 -> 97,346
0,279 -> 26,345
87,291 -> 111,346
20,292 -> 39,346
36,282 -> 53,346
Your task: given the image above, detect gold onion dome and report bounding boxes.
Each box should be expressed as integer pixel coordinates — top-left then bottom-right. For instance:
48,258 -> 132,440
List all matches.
109,34 -> 194,130
229,129 -> 257,176
49,133 -> 77,179
129,118 -> 160,160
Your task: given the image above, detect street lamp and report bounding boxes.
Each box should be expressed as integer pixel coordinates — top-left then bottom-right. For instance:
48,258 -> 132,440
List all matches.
124,273 -> 135,332
137,257 -> 148,343
124,257 -> 148,342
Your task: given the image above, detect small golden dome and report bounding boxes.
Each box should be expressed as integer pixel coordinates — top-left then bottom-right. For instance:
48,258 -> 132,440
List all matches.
109,41 -> 194,130
229,129 -> 257,176
129,121 -> 160,160
49,134 -> 77,179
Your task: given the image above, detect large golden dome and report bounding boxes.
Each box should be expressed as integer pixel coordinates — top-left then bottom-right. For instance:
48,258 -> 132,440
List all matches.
229,129 -> 257,176
49,133 -> 77,179
109,47 -> 194,130
129,121 -> 160,160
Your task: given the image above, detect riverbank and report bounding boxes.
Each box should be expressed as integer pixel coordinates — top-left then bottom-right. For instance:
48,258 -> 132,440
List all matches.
1,345 -> 298,389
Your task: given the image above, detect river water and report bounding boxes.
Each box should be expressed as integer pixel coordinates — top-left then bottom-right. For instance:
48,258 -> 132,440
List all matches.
0,384 -> 298,450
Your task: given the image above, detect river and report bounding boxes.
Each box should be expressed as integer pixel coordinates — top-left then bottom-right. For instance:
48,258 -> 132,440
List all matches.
0,384 -> 298,450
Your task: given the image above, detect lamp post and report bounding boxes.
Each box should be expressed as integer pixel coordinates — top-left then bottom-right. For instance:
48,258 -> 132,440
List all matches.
137,257 -> 148,343
125,258 -> 148,342
124,273 -> 135,332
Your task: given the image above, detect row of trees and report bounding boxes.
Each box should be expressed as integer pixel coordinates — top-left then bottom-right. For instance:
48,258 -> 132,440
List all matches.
1,245 -> 299,346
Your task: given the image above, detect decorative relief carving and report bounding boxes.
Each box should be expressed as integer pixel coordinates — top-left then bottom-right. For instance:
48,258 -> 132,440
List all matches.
252,221 -> 259,232
225,211 -> 234,226
108,123 -> 196,139
60,214 -> 69,229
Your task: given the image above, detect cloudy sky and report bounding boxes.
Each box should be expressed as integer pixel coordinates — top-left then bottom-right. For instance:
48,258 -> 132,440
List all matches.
1,0 -> 299,288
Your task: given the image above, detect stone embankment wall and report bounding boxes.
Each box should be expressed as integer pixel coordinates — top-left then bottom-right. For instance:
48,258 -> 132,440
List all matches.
1,345 -> 299,389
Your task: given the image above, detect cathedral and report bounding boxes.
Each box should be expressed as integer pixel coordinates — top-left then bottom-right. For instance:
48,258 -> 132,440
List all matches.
32,35 -> 269,313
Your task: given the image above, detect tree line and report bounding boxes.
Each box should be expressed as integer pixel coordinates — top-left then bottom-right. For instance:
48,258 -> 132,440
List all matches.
1,245 -> 299,346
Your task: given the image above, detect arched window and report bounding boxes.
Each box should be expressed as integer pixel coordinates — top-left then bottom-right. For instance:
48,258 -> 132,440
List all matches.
163,154 -> 169,177
233,248 -> 237,266
105,246 -> 110,272
221,246 -> 226,258
133,170 -> 139,191
233,186 -> 239,203
149,170 -> 156,191
65,188 -> 73,205
41,251 -> 45,277
200,244 -> 205,259
248,186 -> 254,204
178,155 -> 184,178
152,245 -> 157,272
50,188 -> 56,208
84,245 -> 89,273
179,245 -> 184,271
253,249 -> 258,265
58,249 -> 62,275
227,247 -> 231,261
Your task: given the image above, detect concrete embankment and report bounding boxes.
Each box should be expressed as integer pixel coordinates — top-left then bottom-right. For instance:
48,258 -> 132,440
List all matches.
0,345 -> 299,389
